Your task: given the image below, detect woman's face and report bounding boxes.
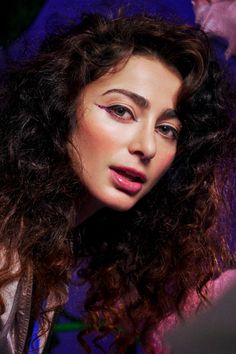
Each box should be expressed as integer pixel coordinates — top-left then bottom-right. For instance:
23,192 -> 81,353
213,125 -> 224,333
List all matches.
69,55 -> 182,216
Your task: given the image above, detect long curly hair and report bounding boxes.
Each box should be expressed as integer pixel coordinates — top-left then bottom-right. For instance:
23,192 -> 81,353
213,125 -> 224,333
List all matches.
0,12 -> 235,353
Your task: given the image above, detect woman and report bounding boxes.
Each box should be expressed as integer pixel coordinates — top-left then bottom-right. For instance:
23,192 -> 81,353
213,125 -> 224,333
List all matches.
0,12 -> 235,354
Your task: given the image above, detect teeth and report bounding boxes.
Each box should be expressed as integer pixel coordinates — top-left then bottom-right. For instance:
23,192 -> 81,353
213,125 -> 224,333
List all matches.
117,170 -> 140,182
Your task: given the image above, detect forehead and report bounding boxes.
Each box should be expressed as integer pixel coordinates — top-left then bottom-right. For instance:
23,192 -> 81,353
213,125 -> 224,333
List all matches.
83,55 -> 182,106
97,55 -> 181,84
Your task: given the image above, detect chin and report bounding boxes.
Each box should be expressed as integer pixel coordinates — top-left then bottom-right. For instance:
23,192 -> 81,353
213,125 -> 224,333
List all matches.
102,193 -> 140,211
85,186 -> 143,213
109,203 -> 135,212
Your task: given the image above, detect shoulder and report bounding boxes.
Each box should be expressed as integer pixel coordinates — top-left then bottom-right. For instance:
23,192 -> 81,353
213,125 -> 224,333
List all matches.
0,247 -> 23,331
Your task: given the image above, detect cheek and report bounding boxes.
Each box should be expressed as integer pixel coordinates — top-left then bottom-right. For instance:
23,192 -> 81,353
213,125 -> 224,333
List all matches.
152,149 -> 176,180
76,121 -> 121,161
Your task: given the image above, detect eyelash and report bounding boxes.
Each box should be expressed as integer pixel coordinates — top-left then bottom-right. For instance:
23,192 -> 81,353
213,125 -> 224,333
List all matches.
97,104 -> 179,140
157,125 -> 179,140
97,104 -> 134,121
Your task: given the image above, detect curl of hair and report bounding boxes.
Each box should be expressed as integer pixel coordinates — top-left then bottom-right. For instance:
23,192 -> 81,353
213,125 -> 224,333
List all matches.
0,12 -> 235,353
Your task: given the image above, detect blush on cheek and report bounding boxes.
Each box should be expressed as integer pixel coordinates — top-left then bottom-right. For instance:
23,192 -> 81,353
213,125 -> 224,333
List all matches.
161,150 -> 176,167
80,121 -> 121,154
153,151 -> 176,180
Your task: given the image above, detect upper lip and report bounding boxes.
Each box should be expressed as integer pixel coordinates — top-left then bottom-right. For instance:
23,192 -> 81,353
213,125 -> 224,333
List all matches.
110,166 -> 147,183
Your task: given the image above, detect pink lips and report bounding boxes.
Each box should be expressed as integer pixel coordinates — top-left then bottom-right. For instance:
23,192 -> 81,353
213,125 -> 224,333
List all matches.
110,166 -> 147,195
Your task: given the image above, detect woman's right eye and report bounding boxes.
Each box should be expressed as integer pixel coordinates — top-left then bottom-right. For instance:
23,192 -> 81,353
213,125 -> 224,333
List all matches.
96,104 -> 134,121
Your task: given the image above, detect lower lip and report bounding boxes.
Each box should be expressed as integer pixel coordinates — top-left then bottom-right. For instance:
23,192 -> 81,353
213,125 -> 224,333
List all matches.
110,168 -> 143,195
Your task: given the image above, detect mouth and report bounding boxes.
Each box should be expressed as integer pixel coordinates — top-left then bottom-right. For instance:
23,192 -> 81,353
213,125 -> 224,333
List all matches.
111,166 -> 147,183
109,166 -> 146,195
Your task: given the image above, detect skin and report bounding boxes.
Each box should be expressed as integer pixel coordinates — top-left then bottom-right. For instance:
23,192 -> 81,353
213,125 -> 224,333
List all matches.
68,55 -> 182,223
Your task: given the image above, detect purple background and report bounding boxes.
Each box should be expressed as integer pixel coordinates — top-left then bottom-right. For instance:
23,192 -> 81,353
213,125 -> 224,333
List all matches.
1,0 -> 195,67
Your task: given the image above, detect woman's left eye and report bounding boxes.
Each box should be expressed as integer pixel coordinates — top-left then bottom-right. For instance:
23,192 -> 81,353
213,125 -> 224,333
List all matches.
97,104 -> 134,120
157,124 -> 179,140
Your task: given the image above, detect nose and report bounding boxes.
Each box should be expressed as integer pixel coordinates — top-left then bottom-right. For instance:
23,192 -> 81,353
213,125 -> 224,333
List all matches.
128,124 -> 157,162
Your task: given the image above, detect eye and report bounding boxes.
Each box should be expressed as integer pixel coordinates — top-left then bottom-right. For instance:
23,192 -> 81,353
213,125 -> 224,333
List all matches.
157,124 -> 179,140
97,104 -> 134,121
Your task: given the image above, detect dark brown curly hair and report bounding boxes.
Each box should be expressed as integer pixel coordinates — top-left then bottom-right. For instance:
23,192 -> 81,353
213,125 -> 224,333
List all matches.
0,12 -> 235,354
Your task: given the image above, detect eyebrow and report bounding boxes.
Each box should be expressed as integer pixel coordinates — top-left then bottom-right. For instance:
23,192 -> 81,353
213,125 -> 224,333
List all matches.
102,88 -> 149,109
102,88 -> 178,119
